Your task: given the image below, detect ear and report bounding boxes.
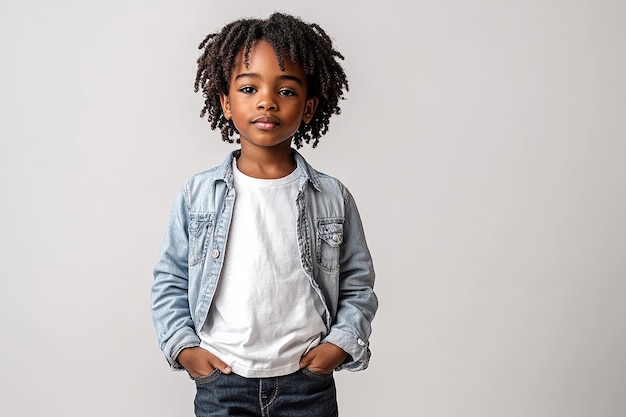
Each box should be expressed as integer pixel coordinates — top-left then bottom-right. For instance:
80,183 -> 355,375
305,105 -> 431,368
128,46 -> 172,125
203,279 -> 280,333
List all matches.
220,93 -> 232,120
302,97 -> 319,124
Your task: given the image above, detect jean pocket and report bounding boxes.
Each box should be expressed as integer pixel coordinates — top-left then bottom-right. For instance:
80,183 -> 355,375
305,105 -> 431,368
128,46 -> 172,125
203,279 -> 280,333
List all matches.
316,219 -> 343,272
192,368 -> 221,385
302,367 -> 334,380
188,213 -> 214,266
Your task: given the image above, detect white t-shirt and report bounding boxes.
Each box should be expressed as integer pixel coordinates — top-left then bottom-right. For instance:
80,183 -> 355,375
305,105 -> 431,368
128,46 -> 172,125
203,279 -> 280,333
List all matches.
199,160 -> 326,378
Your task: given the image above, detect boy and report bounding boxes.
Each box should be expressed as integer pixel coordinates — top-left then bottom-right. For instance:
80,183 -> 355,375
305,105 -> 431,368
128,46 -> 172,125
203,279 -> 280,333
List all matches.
151,12 -> 377,417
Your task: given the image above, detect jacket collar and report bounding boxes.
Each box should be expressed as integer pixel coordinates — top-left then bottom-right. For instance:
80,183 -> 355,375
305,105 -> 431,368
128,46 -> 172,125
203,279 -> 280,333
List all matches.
214,149 -> 323,192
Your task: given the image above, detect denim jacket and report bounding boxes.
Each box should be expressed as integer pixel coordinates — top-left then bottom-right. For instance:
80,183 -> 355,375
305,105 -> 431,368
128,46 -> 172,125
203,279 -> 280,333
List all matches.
151,149 -> 377,372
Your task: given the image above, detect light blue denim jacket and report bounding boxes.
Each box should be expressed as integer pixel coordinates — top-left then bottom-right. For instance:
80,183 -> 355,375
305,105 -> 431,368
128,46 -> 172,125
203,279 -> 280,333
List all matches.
151,149 -> 377,372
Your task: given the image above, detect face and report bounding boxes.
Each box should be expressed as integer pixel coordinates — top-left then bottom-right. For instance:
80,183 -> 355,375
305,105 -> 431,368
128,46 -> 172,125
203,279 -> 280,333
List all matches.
220,40 -> 318,151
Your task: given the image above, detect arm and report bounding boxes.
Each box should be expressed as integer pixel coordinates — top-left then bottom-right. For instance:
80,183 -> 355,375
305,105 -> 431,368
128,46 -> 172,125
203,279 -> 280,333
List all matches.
321,189 -> 378,371
150,187 -> 200,369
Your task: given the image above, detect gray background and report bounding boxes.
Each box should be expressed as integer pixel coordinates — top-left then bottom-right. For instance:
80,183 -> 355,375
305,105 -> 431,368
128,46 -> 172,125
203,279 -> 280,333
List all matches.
1,1 -> 625,416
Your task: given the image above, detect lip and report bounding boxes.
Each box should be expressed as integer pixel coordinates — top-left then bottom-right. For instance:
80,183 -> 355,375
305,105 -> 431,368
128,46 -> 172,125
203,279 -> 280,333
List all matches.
252,116 -> 280,130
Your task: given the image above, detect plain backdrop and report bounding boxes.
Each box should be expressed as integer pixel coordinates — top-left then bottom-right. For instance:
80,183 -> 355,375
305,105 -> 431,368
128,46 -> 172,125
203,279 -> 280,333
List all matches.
1,1 -> 625,416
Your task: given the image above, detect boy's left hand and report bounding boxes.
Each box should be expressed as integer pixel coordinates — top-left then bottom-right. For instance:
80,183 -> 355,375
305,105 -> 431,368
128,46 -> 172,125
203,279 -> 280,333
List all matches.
299,342 -> 348,374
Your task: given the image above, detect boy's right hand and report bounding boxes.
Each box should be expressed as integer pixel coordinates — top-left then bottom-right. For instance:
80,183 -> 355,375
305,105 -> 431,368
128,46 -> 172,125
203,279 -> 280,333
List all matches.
177,347 -> 232,378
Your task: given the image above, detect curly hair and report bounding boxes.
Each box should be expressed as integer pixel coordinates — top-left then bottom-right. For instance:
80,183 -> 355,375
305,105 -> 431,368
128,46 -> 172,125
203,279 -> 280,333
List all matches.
193,12 -> 349,148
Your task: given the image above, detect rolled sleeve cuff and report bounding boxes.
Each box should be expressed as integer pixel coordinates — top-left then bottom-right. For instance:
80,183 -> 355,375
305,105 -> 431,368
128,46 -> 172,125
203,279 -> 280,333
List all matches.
162,327 -> 201,370
322,327 -> 371,372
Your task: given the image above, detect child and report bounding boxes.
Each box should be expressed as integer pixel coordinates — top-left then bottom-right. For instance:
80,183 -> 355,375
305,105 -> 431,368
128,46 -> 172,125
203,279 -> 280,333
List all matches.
151,12 -> 377,417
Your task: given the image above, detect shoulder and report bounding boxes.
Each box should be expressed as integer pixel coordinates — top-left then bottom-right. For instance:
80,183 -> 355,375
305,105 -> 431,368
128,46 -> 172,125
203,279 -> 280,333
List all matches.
305,168 -> 357,212
182,152 -> 235,197
316,171 -> 348,194
169,158 -> 233,217
186,165 -> 220,186
179,166 -> 219,198
294,151 -> 350,200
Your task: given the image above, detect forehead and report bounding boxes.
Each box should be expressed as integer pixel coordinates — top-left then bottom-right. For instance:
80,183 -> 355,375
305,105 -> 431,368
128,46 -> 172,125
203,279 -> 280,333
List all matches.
233,39 -> 303,75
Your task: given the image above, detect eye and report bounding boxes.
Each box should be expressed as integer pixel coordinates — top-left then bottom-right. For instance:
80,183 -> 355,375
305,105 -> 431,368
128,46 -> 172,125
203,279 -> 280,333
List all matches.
279,89 -> 297,97
239,86 -> 256,94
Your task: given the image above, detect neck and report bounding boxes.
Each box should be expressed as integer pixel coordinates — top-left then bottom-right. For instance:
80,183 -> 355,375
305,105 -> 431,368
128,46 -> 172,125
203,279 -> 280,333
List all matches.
236,144 -> 296,179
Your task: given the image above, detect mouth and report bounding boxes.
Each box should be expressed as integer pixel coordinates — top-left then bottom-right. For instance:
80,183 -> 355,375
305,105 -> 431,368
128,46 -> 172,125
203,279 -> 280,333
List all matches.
252,116 -> 280,130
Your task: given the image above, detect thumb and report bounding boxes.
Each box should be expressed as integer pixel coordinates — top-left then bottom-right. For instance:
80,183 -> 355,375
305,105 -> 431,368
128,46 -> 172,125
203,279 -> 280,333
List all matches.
210,357 -> 232,374
299,351 -> 314,369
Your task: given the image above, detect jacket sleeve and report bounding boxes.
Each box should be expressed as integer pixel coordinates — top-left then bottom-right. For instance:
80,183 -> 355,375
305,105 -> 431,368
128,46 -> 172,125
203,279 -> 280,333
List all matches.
151,185 -> 200,370
322,189 -> 378,371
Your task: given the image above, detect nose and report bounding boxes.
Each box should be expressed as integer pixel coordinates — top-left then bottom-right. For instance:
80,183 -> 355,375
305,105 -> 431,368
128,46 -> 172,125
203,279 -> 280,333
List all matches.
256,91 -> 277,111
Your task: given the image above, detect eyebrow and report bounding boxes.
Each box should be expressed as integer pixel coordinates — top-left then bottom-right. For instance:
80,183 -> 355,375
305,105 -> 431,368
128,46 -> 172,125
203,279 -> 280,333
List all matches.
233,72 -> 303,85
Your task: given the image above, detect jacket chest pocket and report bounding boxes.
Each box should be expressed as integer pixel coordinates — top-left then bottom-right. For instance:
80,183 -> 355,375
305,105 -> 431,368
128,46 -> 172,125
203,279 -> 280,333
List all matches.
188,213 -> 214,266
316,219 -> 344,272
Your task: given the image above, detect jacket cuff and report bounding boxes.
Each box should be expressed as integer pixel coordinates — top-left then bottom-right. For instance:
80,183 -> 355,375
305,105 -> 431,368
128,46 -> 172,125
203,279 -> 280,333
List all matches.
162,327 -> 201,370
322,327 -> 371,372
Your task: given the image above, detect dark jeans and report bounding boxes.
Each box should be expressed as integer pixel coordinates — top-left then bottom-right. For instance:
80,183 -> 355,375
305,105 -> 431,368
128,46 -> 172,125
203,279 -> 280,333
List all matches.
193,368 -> 338,417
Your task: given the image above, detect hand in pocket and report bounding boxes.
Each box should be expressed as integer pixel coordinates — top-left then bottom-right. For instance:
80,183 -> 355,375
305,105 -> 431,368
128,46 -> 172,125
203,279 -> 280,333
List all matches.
178,347 -> 232,378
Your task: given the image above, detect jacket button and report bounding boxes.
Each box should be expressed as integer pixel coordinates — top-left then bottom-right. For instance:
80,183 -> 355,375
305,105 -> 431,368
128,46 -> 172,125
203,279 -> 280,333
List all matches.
211,249 -> 220,258
357,338 -> 366,346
